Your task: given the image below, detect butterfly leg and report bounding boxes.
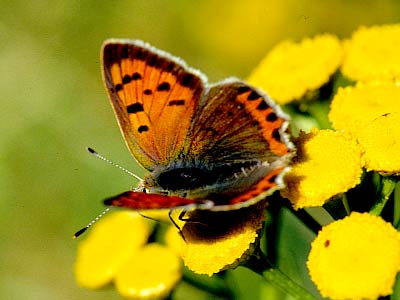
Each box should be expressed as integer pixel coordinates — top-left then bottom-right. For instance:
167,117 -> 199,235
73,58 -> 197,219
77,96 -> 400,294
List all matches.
137,211 -> 166,223
169,209 -> 187,242
178,209 -> 190,222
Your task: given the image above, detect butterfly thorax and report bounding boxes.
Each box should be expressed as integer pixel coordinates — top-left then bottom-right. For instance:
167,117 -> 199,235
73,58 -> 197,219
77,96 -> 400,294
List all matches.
143,158 -> 283,202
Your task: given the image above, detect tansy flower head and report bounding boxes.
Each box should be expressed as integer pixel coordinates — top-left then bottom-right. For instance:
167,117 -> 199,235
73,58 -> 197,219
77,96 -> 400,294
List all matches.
329,82 -> 400,174
307,212 -> 400,300
329,81 -> 400,135
341,23 -> 400,82
357,112 -> 400,174
281,129 -> 363,209
248,34 -> 343,104
179,201 -> 267,276
74,211 -> 182,299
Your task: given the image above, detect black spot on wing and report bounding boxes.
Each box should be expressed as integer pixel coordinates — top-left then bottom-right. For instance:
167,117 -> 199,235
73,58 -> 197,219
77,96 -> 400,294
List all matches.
144,89 -> 152,95
266,112 -> 278,122
237,86 -> 251,95
268,175 -> 277,183
247,91 -> 261,101
127,103 -> 144,114
168,99 -> 185,106
256,100 -> 269,110
132,72 -> 142,80
122,74 -> 131,84
157,82 -> 171,91
179,73 -> 196,88
272,128 -> 281,141
115,84 -> 123,92
138,125 -> 149,133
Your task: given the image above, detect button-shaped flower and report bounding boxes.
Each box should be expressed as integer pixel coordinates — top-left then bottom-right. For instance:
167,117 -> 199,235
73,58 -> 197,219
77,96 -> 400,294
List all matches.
342,23 -> 400,82
307,212 -> 400,300
248,34 -> 343,104
281,129 -> 363,209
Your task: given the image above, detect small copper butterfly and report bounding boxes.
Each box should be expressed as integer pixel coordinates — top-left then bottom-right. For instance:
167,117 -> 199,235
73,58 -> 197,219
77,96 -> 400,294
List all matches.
101,39 -> 294,212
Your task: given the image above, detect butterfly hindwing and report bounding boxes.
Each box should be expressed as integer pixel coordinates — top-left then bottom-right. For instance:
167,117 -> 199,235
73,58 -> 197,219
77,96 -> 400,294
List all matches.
104,191 -> 203,210
102,39 -> 205,171
186,79 -> 291,165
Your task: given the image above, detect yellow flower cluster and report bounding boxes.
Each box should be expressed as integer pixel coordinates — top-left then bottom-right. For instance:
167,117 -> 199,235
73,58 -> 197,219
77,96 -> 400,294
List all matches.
248,34 -> 343,104
74,211 -> 182,299
281,129 -> 363,209
249,23 -> 400,104
307,212 -> 400,299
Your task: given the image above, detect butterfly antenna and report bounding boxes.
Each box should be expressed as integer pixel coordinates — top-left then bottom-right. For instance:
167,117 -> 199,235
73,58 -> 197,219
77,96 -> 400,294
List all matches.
73,207 -> 111,239
87,147 -> 143,181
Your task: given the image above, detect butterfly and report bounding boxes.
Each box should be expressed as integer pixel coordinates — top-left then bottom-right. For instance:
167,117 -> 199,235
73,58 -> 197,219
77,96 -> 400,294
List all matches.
101,39 -> 294,212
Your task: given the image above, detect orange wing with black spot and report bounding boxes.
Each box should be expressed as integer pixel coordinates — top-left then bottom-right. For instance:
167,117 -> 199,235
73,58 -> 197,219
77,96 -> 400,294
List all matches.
102,39 -> 205,171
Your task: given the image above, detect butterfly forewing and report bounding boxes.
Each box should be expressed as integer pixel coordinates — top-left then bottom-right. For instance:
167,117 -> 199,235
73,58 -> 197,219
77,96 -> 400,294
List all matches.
102,39 -> 205,171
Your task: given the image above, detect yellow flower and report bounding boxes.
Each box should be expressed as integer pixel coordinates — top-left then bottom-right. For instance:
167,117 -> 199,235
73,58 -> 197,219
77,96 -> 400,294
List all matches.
178,201 -> 266,276
74,211 -> 182,299
281,129 -> 363,209
341,24 -> 400,82
114,243 -> 181,300
357,112 -> 400,174
248,34 -> 343,104
329,81 -> 400,134
329,81 -> 400,174
307,212 -> 400,300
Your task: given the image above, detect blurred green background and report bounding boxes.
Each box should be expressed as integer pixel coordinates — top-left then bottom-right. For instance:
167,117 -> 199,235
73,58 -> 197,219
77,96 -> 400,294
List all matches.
1,1 -> 399,299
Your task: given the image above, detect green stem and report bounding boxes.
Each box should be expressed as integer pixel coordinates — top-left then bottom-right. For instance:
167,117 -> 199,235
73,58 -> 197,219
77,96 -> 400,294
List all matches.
243,251 -> 316,300
341,194 -> 351,215
181,272 -> 235,299
369,176 -> 397,216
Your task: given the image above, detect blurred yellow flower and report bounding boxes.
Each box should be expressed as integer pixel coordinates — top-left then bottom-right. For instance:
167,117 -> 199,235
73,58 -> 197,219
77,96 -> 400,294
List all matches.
281,129 -> 363,209
114,243 -> 181,300
179,201 -> 266,276
307,212 -> 400,300
74,211 -> 182,299
341,23 -> 400,82
248,34 -> 343,104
